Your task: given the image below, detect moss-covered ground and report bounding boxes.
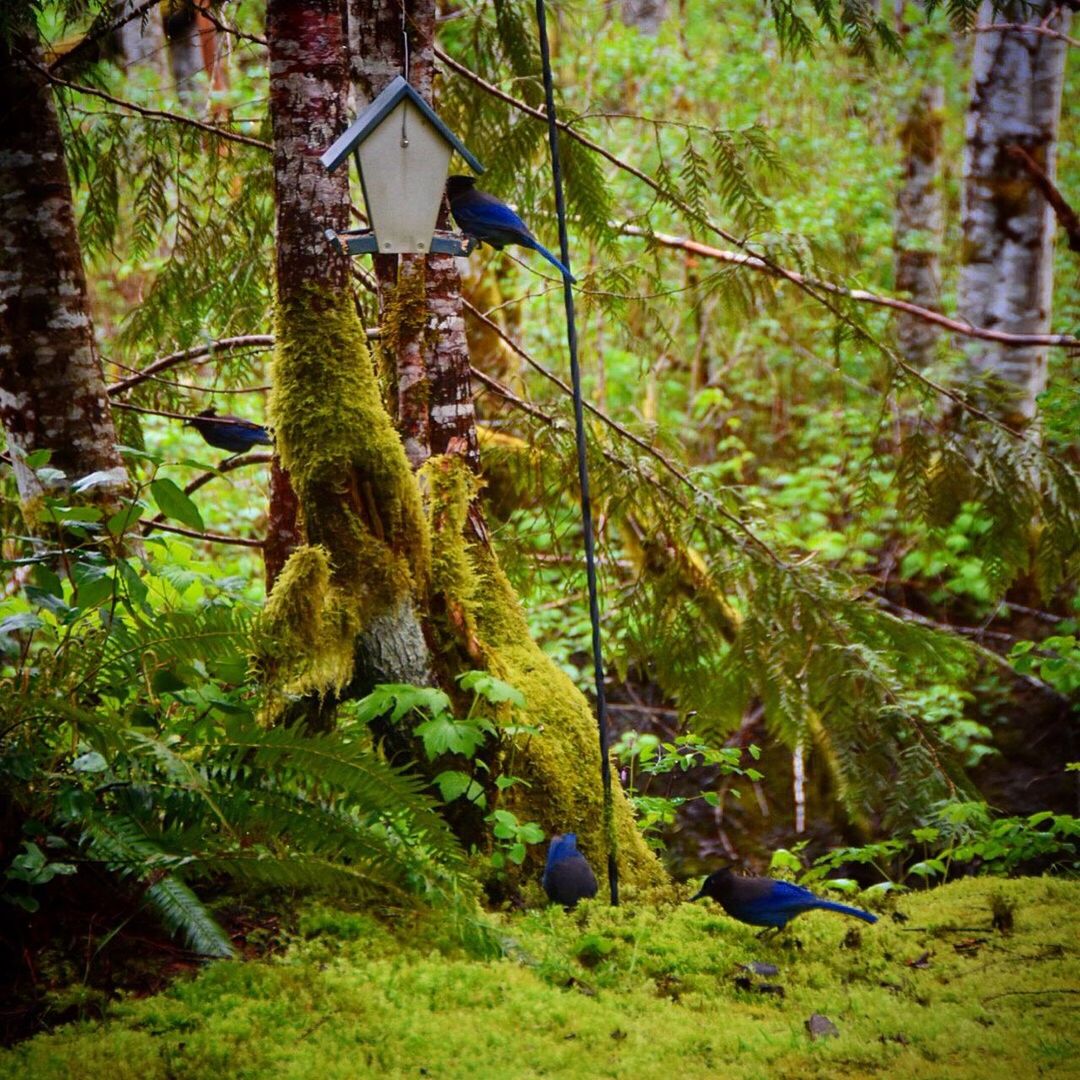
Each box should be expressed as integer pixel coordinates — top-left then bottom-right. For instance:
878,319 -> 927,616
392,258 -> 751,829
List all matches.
3,877 -> 1077,1079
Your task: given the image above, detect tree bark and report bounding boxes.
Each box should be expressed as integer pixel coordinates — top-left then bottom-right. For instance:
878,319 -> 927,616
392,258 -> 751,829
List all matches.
113,0 -> 166,72
163,3 -> 205,104
350,0 -> 479,472
263,0 -> 433,701
0,27 -> 129,512
957,1 -> 1071,424
620,0 -> 667,34
262,0 -> 352,587
344,0 -> 662,888
894,79 -> 944,368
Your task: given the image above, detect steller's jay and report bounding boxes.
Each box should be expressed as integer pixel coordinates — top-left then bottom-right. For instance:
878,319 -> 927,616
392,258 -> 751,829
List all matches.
692,866 -> 877,931
542,833 -> 598,908
446,175 -> 576,283
185,408 -> 273,454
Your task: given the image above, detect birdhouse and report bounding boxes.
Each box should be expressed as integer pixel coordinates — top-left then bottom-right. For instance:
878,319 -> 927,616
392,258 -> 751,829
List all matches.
320,75 -> 484,257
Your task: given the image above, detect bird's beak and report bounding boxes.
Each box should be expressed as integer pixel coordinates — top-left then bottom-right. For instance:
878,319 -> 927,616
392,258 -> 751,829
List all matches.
690,885 -> 706,901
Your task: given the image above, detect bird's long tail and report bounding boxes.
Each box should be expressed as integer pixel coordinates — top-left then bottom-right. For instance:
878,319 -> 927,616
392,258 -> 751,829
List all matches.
813,899 -> 878,924
525,238 -> 576,283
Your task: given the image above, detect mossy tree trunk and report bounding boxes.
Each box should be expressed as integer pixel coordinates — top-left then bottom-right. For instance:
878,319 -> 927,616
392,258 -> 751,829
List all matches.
261,0 -> 663,892
0,19 -> 131,519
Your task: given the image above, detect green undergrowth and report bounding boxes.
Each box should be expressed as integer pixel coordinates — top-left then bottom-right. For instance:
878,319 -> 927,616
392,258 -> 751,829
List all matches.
3,877 -> 1076,1079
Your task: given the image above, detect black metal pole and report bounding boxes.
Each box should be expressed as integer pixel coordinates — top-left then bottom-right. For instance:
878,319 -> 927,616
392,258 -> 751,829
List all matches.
535,0 -> 618,906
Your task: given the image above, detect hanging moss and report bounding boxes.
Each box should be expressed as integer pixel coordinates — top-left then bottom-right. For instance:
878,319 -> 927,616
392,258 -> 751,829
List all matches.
420,454 -> 665,892
255,286 -> 432,703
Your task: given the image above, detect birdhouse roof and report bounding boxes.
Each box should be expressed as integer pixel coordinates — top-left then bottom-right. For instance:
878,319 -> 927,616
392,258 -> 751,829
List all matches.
320,75 -> 484,175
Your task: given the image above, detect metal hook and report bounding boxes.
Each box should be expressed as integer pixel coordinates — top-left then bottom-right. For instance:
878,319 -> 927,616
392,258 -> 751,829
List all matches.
400,5 -> 410,147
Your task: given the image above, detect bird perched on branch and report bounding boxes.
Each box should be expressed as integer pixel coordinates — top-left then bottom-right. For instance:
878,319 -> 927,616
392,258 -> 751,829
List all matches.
691,865 -> 877,932
185,408 -> 273,454
542,833 -> 598,908
446,175 -> 576,283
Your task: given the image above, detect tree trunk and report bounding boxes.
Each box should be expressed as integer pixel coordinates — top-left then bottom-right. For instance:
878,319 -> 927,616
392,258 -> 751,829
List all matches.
113,0 -> 166,72
621,0 -> 667,34
163,3 -> 205,104
0,26 -> 129,513
893,75 -> 944,368
957,1 -> 1071,424
350,0 -> 658,886
261,0 -> 354,589
261,0 -> 433,703
350,0 -> 479,472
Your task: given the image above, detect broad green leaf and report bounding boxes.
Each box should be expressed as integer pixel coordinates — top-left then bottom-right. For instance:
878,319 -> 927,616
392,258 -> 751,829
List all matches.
150,479 -> 204,531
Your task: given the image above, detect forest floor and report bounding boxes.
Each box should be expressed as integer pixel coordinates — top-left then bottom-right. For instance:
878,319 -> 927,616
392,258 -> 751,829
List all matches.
1,876 -> 1077,1079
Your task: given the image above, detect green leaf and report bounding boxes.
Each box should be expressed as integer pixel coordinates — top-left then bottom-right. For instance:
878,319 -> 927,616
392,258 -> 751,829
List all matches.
414,715 -> 490,760
0,613 -> 44,636
434,770 -> 476,803
354,684 -> 451,725
107,503 -> 145,536
457,670 -> 526,707
150,478 -> 204,531
32,564 -> 64,598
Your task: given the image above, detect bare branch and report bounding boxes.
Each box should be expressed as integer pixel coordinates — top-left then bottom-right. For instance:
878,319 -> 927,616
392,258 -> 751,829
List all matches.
107,336 -> 276,396
144,520 -> 264,547
974,22 -> 1079,47
1005,144 -> 1080,253
37,63 -> 273,152
620,224 -> 1080,348
49,0 -> 160,72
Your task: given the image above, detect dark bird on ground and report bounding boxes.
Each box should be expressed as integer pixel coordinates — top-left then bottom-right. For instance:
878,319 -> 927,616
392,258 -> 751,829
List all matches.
691,866 -> 877,931
185,408 -> 273,454
542,833 -> 598,908
446,175 -> 576,282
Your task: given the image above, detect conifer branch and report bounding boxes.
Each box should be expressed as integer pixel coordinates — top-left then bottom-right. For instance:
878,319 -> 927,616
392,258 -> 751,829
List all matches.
38,64 -> 273,152
107,336 -> 277,395
48,0 -> 160,72
462,299 -> 784,565
437,50 -> 1075,445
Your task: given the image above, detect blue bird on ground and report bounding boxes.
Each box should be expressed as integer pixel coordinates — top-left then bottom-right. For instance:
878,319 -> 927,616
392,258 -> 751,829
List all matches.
446,175 -> 576,283
691,866 -> 877,932
542,833 -> 598,908
185,408 -> 273,454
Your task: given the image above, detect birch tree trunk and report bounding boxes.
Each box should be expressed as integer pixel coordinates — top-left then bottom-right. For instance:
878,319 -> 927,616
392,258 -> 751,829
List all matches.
0,25 -> 129,514
957,1 -> 1071,423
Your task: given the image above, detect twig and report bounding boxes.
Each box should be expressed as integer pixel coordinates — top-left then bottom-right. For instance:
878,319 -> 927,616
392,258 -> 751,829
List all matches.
192,3 -> 269,48
143,521 -> 263,548
620,224 -> 1080,350
49,0 -> 160,72
37,63 -> 272,152
107,336 -> 275,395
1005,144 -> 1080,253
974,22 -> 1079,47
